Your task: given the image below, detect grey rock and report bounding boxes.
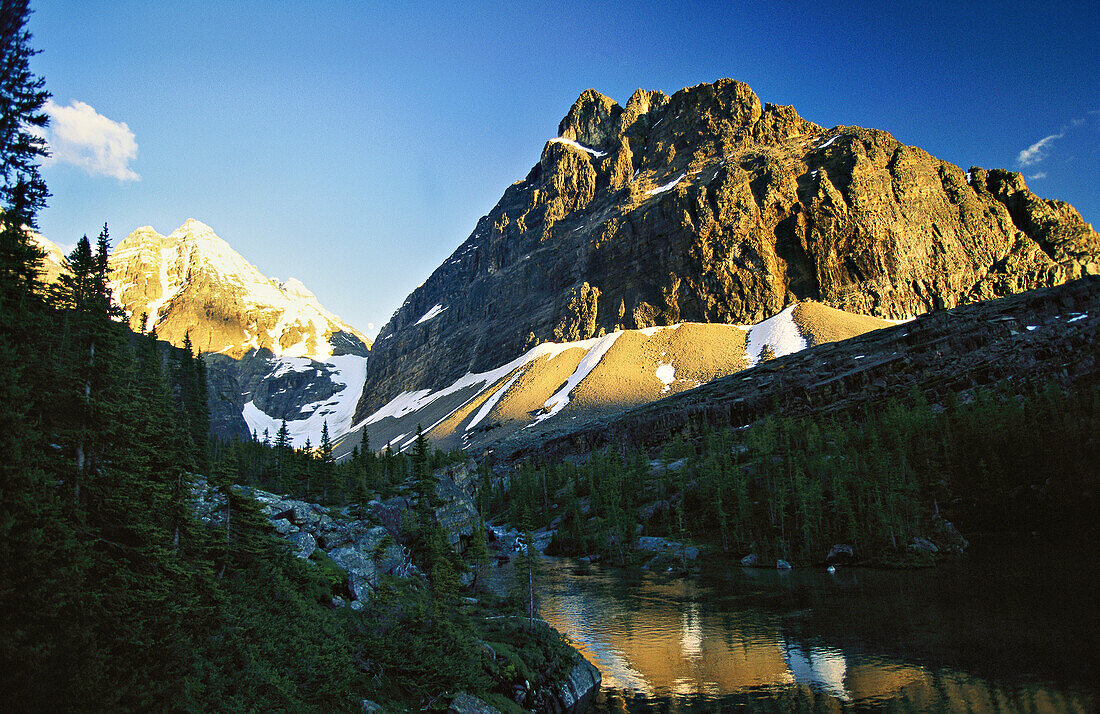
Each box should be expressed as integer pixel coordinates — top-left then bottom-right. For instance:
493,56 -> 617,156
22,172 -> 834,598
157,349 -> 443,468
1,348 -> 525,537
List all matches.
355,525 -> 392,554
556,656 -> 601,713
826,544 -> 854,564
287,531 -> 316,559
911,537 -> 939,554
270,518 -> 293,535
636,536 -> 699,560
376,543 -> 405,576
776,559 -> 792,569
360,699 -> 383,712
328,546 -> 379,600
740,553 -> 759,567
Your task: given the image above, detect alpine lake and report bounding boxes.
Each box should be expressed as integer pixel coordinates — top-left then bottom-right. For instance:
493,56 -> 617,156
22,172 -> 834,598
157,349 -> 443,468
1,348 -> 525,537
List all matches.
536,535 -> 1097,712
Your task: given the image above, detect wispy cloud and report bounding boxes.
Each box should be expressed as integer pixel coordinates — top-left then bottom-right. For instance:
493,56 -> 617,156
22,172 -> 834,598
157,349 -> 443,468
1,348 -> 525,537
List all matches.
43,100 -> 139,181
1017,133 -> 1062,166
1028,172 -> 1047,180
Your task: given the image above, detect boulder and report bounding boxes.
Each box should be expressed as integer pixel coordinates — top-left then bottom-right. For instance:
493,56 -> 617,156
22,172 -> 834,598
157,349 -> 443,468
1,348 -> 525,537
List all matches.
328,546 -> 379,600
776,559 -> 792,569
740,553 -> 758,567
354,525 -> 392,554
826,544 -> 854,564
273,502 -> 311,525
360,699 -> 384,712
376,543 -> 406,576
555,657 -> 601,713
911,537 -> 939,554
371,496 -> 412,540
636,536 -> 698,560
448,692 -> 501,714
287,531 -> 316,559
270,518 -> 293,535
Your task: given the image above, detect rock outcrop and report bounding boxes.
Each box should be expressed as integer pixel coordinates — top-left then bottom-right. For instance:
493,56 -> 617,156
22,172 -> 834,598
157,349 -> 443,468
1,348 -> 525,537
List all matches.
192,460 -> 482,606
356,78 -> 1098,422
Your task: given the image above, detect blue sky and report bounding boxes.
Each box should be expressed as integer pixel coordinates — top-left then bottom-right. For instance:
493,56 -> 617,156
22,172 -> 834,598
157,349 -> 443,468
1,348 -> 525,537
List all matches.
28,1 -> 1099,338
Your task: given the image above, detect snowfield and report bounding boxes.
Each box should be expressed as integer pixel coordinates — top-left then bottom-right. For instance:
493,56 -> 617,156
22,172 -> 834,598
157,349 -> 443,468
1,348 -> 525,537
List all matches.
241,354 -> 368,448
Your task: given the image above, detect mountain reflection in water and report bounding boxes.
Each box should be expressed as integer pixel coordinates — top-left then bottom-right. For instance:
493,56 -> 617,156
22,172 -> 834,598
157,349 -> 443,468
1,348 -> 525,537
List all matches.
536,538 -> 1096,712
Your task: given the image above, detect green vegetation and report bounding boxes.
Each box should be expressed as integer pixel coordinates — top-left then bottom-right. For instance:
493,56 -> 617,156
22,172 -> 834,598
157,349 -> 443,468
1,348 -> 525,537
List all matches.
491,382 -> 1098,564
0,6 -> 575,708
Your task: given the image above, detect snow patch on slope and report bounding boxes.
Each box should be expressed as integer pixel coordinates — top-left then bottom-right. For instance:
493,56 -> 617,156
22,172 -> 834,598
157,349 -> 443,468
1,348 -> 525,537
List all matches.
646,173 -> 686,196
466,368 -> 526,432
744,305 -> 808,367
241,354 -> 367,448
534,331 -> 623,424
655,362 -> 676,393
415,304 -> 447,325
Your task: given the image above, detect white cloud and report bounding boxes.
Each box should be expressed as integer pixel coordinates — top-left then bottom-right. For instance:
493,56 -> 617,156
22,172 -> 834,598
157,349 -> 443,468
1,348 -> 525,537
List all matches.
43,100 -> 139,181
1028,172 -> 1047,180
1017,133 -> 1062,167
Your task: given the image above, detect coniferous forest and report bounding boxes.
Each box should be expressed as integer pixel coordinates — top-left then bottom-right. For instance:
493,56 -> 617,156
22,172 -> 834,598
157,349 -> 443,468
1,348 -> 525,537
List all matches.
489,382 -> 1098,566
0,5 -> 575,710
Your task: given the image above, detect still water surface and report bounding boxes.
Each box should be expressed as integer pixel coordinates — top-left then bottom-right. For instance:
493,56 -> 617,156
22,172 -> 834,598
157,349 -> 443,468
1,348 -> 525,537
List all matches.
537,537 -> 1096,712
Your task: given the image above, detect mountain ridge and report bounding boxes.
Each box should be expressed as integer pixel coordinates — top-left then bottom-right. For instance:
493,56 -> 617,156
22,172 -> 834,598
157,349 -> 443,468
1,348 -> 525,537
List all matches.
354,78 -> 1098,424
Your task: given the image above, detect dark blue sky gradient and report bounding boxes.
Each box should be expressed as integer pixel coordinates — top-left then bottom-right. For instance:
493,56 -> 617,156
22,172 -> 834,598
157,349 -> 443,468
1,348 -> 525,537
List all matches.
28,1 -> 1099,335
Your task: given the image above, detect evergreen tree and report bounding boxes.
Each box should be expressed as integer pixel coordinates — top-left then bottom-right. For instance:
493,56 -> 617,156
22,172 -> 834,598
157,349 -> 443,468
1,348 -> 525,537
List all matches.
319,420 -> 334,501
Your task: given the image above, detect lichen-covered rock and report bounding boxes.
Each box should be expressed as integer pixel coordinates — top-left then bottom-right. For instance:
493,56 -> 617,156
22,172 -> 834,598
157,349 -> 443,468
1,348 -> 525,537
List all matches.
356,78 -> 1098,420
328,546 -> 379,600
287,531 -> 316,559
448,692 -> 502,714
555,657 -> 601,713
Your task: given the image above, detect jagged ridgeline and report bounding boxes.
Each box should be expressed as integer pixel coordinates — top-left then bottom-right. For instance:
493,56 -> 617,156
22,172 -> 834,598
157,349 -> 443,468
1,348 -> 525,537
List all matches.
355,78 -> 1098,433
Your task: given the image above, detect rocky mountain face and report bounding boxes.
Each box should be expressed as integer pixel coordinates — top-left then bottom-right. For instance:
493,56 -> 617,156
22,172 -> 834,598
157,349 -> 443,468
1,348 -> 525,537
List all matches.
28,229 -> 65,285
356,78 -> 1099,424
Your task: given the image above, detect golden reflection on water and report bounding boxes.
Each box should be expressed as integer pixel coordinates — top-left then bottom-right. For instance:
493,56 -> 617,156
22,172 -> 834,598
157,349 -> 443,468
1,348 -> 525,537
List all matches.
536,559 -> 1094,712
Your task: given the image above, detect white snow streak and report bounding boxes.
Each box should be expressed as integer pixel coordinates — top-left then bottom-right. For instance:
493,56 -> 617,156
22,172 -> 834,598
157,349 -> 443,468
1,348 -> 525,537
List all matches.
535,331 -> 623,423
549,137 -> 607,158
466,368 -> 526,432
646,173 -> 686,196
818,135 -> 840,149
415,304 -> 447,325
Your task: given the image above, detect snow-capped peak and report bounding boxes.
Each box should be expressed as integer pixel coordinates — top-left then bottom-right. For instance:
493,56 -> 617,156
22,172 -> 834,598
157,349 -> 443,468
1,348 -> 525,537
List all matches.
109,220 -> 371,360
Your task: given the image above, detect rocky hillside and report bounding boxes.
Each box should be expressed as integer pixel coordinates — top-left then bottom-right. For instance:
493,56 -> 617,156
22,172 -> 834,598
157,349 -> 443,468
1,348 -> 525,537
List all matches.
511,276 -> 1099,463
356,78 -> 1099,423
336,300 -> 892,457
28,229 -> 65,285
